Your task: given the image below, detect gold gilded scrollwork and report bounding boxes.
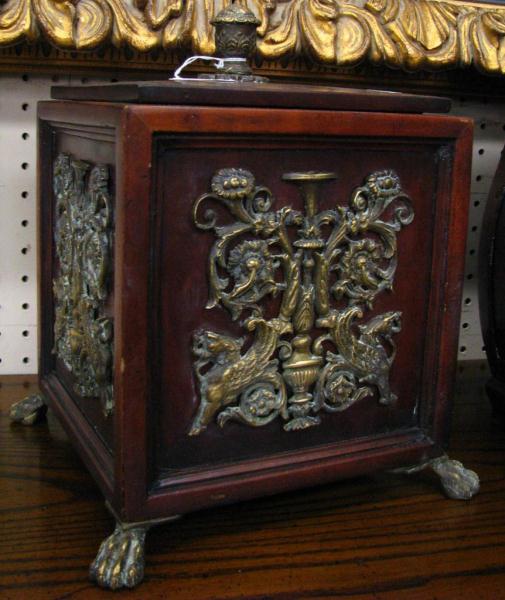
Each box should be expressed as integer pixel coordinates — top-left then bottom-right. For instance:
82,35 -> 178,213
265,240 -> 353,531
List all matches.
190,167 -> 414,435
3,0 -> 505,75
53,153 -> 114,414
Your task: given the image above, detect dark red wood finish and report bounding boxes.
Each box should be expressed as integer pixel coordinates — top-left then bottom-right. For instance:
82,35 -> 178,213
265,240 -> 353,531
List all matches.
51,79 -> 451,113
37,99 -> 472,523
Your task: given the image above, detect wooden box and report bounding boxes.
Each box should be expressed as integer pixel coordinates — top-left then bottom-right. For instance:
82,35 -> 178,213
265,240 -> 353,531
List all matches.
11,81 -> 479,589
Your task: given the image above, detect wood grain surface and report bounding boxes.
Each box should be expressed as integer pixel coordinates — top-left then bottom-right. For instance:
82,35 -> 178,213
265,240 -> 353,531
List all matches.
1,364 -> 505,600
49,81 -> 451,114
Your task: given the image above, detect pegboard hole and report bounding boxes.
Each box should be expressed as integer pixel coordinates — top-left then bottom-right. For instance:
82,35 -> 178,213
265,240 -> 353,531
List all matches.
21,162 -> 29,170
460,346 -> 467,353
469,249 -> 476,255
21,220 -> 28,227
21,303 -> 29,310
21,191 -> 29,198
21,275 -> 28,283
478,148 -> 485,155
21,132 -> 29,140
474,200 -> 480,207
480,122 -> 486,130
462,322 -> 469,329
22,357 -> 29,364
464,298 -> 472,305
21,103 -> 29,111
471,225 -> 478,232
21,247 -> 28,255
22,330 -> 29,337
467,273 -> 474,280
476,175 -> 482,182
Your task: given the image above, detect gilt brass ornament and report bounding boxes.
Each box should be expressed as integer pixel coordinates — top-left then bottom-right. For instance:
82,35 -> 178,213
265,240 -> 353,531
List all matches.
53,153 -> 114,414
190,167 -> 414,435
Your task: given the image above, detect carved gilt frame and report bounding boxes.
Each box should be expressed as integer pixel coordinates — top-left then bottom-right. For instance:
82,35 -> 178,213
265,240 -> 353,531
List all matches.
2,0 -> 505,81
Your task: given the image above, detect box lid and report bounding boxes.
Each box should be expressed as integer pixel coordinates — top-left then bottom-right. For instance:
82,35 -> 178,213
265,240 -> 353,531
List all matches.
51,80 -> 450,114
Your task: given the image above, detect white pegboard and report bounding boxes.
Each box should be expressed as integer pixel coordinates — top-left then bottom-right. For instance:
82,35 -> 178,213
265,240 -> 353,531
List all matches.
0,75 -> 504,373
0,74 -> 73,374
0,75 -> 53,374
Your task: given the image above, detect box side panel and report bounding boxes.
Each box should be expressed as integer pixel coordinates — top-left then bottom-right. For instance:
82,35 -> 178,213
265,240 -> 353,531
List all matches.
38,106 -> 119,491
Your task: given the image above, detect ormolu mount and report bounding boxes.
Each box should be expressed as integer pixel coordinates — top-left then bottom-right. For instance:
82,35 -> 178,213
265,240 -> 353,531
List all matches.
190,168 -> 414,434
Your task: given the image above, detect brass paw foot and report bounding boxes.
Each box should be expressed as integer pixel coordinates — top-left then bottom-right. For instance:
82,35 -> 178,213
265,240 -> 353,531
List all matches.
393,454 -> 480,500
430,455 -> 480,500
89,524 -> 148,590
9,394 -> 47,425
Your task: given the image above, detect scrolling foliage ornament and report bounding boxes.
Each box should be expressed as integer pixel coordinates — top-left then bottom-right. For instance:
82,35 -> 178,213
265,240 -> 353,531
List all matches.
53,153 -> 114,414
3,0 -> 505,75
190,168 -> 414,435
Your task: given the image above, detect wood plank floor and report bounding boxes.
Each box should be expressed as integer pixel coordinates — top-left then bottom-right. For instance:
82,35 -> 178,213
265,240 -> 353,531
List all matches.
1,364 -> 505,600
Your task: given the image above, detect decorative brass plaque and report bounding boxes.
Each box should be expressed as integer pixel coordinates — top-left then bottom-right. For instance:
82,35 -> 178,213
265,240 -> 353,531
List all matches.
190,168 -> 414,435
53,153 -> 114,414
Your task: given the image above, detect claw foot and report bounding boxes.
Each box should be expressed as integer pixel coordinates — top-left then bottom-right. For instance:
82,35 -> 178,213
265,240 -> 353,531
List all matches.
89,525 -> 148,590
9,394 -> 47,425
430,456 -> 480,500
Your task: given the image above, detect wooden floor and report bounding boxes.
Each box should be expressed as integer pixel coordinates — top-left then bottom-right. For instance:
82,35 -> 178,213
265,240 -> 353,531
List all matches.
1,364 -> 505,600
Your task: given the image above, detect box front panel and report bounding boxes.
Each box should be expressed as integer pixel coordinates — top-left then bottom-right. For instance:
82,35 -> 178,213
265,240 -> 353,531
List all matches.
151,133 -> 445,480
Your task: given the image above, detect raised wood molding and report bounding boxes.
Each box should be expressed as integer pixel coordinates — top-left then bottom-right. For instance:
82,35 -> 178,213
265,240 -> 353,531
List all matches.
3,1 -> 505,79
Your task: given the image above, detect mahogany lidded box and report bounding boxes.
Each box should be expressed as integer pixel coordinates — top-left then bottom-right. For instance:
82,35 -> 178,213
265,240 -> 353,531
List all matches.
9,4 -> 479,590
